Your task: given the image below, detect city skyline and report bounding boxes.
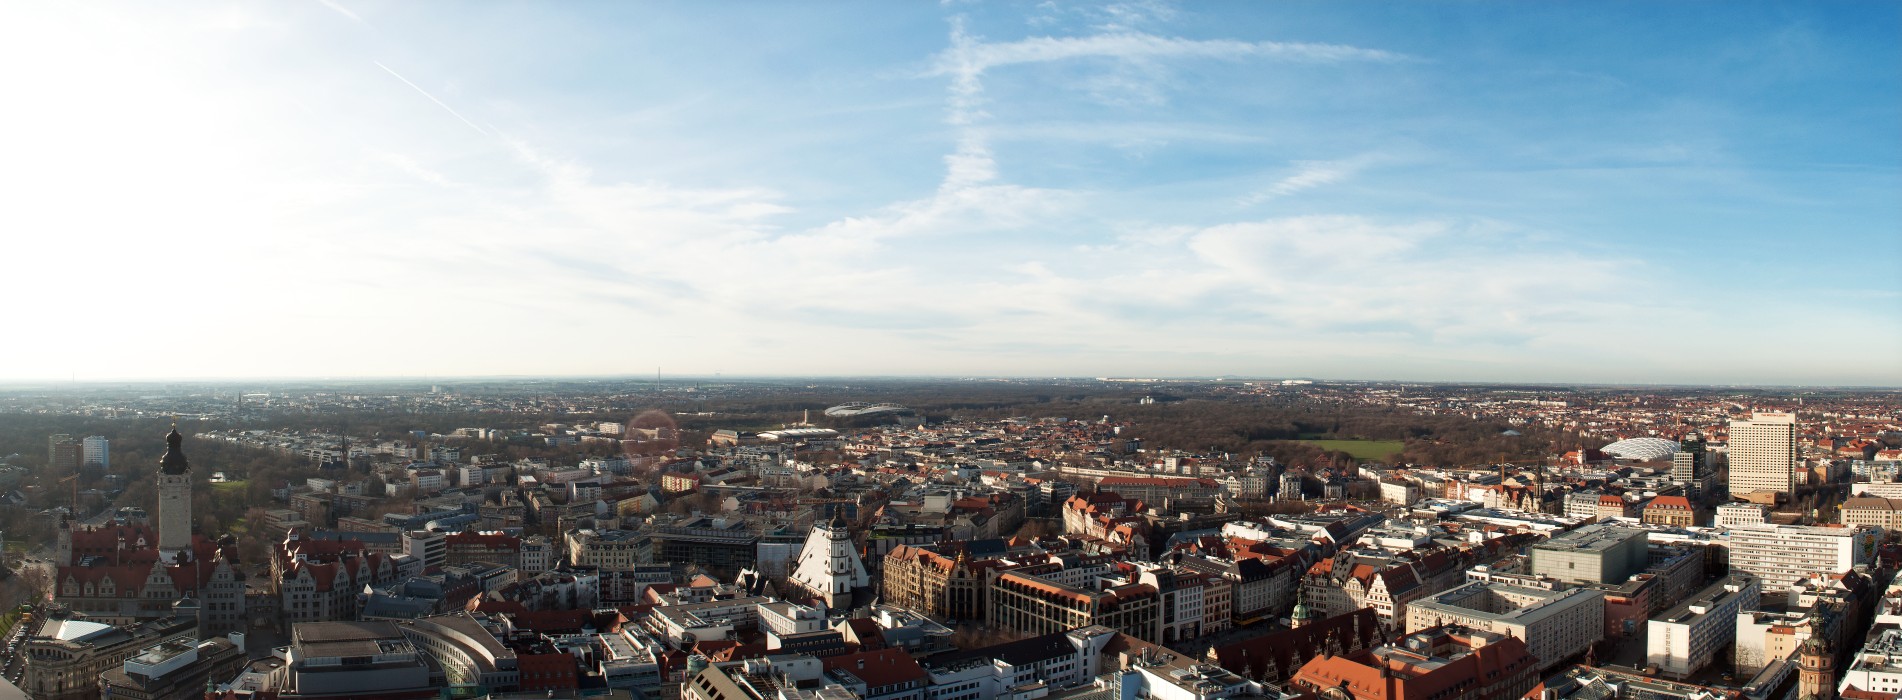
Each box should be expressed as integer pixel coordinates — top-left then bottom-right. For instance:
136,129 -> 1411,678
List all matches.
2,1 -> 1897,385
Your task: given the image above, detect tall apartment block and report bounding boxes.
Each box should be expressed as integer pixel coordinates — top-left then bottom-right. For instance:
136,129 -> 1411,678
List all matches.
49,434 -> 82,472
82,436 -> 110,469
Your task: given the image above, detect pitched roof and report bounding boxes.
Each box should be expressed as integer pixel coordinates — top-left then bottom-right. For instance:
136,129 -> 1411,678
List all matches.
824,648 -> 926,689
1210,607 -> 1383,683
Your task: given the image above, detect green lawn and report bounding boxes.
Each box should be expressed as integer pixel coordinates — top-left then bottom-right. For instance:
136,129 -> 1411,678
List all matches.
1295,439 -> 1406,461
210,480 -> 249,494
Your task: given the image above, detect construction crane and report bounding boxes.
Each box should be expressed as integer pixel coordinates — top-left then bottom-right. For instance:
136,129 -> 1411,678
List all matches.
56,474 -> 78,517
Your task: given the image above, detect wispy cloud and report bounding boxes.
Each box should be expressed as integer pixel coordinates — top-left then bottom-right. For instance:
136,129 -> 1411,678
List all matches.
934,32 -> 1409,78
931,21 -> 1407,192
373,61 -> 489,136
1239,156 -> 1377,206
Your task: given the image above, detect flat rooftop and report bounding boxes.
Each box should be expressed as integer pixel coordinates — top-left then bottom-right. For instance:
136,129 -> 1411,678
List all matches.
1534,523 -> 1645,552
1413,581 -> 1597,624
294,620 -> 405,643
1656,574 -> 1757,624
129,639 -> 197,665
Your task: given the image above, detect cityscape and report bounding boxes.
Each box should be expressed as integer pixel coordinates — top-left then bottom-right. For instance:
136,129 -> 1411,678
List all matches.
0,379 -> 1900,700
0,2 -> 1898,700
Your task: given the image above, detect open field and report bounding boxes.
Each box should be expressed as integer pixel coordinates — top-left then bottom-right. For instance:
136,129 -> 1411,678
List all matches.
1295,439 -> 1406,461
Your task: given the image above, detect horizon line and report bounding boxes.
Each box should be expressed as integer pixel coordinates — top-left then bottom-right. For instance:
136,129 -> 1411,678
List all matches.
0,373 -> 1898,391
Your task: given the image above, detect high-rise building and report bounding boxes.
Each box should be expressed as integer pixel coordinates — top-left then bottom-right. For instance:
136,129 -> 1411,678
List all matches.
49,434 -> 82,472
1729,412 -> 1797,498
81,435 -> 109,470
1671,438 -> 1707,499
156,426 -> 193,556
1724,523 -> 1875,588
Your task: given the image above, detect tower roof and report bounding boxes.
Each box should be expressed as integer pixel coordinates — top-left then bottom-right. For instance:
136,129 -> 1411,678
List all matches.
160,425 -> 190,474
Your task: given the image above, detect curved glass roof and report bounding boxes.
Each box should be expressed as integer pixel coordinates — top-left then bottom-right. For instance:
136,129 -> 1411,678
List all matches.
1601,437 -> 1680,461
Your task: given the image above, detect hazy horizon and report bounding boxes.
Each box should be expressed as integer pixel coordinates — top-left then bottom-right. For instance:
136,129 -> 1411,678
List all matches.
4,1 -> 1897,386
2,372 -> 1898,392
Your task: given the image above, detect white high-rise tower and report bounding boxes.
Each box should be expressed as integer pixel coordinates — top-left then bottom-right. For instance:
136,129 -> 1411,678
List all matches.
788,509 -> 869,609
156,425 -> 194,558
1728,411 -> 1797,499
81,436 -> 109,469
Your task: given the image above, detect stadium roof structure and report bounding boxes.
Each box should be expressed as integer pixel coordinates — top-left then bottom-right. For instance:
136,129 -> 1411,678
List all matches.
1600,437 -> 1681,461
823,403 -> 911,418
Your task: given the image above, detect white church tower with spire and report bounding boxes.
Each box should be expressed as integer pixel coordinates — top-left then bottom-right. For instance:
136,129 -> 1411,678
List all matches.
156,424 -> 194,559
789,509 -> 869,609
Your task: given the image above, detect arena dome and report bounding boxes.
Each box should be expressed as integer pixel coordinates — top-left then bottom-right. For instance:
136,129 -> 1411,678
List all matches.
1600,437 -> 1681,461
823,402 -> 911,418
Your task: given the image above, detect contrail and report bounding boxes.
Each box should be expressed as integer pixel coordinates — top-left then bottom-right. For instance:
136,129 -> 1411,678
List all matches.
374,61 -> 489,136
316,0 -> 363,23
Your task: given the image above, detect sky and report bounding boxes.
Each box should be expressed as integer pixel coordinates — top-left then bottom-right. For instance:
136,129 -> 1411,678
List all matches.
1,1 -> 1897,385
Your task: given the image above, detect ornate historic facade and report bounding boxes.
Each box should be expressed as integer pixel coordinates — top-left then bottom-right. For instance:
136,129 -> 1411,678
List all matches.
51,429 -> 245,633
881,544 -> 995,621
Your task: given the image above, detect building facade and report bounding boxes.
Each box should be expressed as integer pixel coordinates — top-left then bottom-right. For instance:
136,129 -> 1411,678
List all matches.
987,571 -> 1159,642
1841,497 -> 1902,528
1725,524 -> 1874,589
1643,496 -> 1697,527
789,512 -> 870,609
21,616 -> 198,700
1530,523 -> 1648,585
1404,581 -> 1604,671
1645,574 -> 1760,677
881,545 -> 990,622
1729,412 -> 1797,498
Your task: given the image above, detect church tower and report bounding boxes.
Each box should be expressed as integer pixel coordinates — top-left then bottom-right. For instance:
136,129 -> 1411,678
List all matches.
1798,637 -> 1834,700
1291,585 -> 1318,628
789,508 -> 869,610
156,425 -> 194,558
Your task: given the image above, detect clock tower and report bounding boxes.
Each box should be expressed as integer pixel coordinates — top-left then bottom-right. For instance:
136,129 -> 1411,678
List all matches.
156,425 -> 193,558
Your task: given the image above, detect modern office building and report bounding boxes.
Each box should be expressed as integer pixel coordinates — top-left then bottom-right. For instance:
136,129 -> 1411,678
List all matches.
648,516 -> 761,578
1725,524 -> 1875,588
1529,523 -> 1649,585
1729,412 -> 1797,499
1671,439 -> 1709,500
1645,574 -> 1760,677
97,636 -> 248,700
1404,581 -> 1604,671
1716,503 -> 1769,528
1537,665 -> 1742,700
1841,628 -> 1902,698
268,621 -> 434,698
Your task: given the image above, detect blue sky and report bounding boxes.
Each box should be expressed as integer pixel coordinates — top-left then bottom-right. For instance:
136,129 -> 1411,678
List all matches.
1,0 -> 1896,384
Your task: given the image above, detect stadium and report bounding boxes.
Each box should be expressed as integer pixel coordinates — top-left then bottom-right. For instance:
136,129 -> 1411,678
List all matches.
823,402 -> 911,418
1599,437 -> 1681,461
